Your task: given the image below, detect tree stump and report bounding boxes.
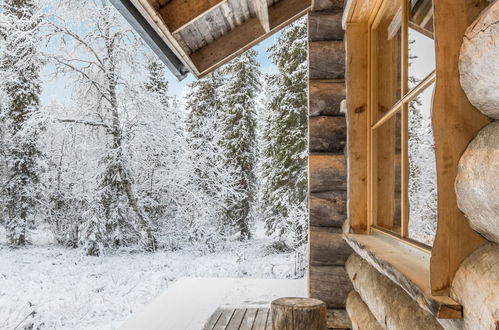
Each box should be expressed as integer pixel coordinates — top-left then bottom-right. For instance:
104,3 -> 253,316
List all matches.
271,297 -> 327,330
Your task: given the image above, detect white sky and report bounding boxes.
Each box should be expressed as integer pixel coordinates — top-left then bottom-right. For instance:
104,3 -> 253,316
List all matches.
40,33 -> 281,106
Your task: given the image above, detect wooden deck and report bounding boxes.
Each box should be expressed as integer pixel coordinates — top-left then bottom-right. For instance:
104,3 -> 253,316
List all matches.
203,307 -> 272,330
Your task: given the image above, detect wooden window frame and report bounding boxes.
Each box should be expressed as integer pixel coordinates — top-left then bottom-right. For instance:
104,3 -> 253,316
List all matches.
344,0 -> 491,316
367,0 -> 437,252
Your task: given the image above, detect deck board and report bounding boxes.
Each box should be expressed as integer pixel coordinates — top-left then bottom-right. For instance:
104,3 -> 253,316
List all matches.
204,307 -> 271,330
212,308 -> 236,330
239,308 -> 258,330
252,308 -> 269,330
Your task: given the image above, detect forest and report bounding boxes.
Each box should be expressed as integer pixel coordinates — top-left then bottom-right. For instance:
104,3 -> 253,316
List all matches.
0,1 -> 308,327
0,0 -> 307,257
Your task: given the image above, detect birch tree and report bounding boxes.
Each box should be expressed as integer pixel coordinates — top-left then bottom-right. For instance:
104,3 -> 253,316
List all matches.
46,0 -> 156,254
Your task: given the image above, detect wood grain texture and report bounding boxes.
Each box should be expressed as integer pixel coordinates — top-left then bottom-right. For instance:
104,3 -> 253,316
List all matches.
346,253 -> 444,329
326,308 -> 352,329
309,153 -> 347,193
309,41 -> 346,80
271,298 -> 327,330
253,0 -> 270,32
252,308 -> 270,330
310,191 -> 347,228
309,116 -> 346,152
308,10 -> 344,41
310,227 -> 352,266
191,0 -> 311,76
345,22 -> 368,234
344,234 -> 462,319
159,0 -> 225,33
309,265 -> 352,308
345,291 -> 382,330
430,0 -> 490,296
312,0 -> 343,11
309,80 -> 345,117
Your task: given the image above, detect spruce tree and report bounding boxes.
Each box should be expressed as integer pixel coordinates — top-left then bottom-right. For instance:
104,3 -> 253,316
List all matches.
219,50 -> 260,240
0,0 -> 44,246
260,18 -> 308,244
185,71 -> 230,240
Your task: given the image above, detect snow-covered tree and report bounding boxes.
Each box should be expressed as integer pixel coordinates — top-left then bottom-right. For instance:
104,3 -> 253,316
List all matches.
259,18 -> 308,247
0,0 -> 45,246
45,1 -> 156,254
219,50 -> 261,240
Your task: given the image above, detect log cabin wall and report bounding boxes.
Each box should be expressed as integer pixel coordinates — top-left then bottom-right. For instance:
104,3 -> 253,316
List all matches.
307,1 -> 353,326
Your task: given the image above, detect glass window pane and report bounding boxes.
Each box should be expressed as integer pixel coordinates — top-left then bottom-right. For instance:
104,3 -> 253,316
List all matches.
373,0 -> 402,122
374,111 -> 402,235
408,0 -> 435,89
408,83 -> 437,246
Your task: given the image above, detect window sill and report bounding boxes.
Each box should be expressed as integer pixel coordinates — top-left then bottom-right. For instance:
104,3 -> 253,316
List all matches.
343,232 -> 462,319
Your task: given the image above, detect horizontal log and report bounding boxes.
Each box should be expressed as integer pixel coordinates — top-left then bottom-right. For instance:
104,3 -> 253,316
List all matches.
312,0 -> 344,11
327,309 -> 352,330
310,226 -> 352,266
309,265 -> 352,308
309,80 -> 346,117
345,253 -> 444,329
310,191 -> 347,227
309,11 -> 344,41
309,116 -> 346,152
346,291 -> 383,330
309,153 -> 347,192
451,244 -> 499,330
309,41 -> 345,80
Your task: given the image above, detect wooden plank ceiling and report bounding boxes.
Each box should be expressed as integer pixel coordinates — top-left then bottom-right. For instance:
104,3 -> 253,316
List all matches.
131,0 -> 311,77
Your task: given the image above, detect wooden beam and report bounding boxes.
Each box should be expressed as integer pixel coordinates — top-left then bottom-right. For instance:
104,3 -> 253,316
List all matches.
430,0 -> 490,296
345,234 -> 463,319
158,0 -> 226,33
253,0 -> 270,33
346,22 -> 368,233
132,0 -> 200,75
191,0 -> 311,76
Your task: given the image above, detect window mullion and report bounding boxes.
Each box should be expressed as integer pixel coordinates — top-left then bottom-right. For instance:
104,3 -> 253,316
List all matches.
401,0 -> 409,238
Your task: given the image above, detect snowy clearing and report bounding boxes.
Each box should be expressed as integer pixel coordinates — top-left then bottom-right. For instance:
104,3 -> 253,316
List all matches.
0,228 -> 301,330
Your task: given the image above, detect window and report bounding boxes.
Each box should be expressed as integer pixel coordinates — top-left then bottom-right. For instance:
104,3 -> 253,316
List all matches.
368,0 -> 437,249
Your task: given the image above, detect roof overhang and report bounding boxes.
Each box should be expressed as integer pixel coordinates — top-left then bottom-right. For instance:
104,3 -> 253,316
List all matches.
112,0 -> 312,80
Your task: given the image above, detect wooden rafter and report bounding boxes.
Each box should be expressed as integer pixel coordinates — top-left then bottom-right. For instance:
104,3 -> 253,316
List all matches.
253,0 -> 270,32
131,0 -> 201,75
191,0 -> 311,76
158,0 -> 226,33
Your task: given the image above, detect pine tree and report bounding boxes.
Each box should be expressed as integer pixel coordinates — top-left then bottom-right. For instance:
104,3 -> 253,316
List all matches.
0,0 -> 44,246
219,50 -> 261,240
185,71 -> 231,241
259,18 -> 308,245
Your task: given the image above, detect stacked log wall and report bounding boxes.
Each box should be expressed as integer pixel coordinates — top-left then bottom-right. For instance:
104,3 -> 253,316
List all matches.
307,3 -> 353,328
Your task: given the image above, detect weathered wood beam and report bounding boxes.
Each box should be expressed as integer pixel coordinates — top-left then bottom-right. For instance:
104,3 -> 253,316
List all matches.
309,11 -> 344,41
309,41 -> 345,80
309,153 -> 347,192
309,80 -> 345,116
309,265 -> 352,308
309,116 -> 346,152
253,0 -> 270,33
191,0 -> 311,76
310,227 -> 352,266
344,234 -> 463,318
310,191 -> 347,228
131,0 -> 200,75
158,0 -> 226,33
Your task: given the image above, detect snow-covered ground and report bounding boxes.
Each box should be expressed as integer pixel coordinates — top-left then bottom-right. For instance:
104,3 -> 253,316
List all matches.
121,277 -> 307,330
0,225 -> 302,330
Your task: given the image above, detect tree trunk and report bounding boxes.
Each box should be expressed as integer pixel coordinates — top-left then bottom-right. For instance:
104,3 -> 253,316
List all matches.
271,297 -> 327,330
